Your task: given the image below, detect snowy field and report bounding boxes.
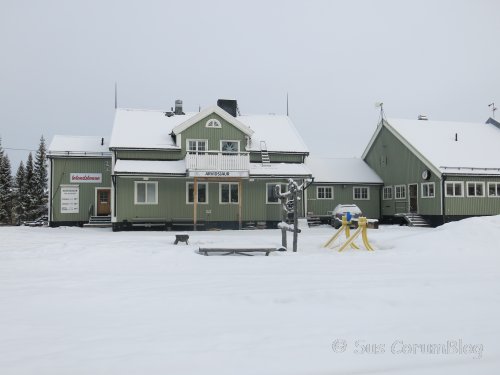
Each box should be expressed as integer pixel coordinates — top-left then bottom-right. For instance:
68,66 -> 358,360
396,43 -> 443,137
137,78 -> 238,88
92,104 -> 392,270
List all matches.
1,217 -> 500,375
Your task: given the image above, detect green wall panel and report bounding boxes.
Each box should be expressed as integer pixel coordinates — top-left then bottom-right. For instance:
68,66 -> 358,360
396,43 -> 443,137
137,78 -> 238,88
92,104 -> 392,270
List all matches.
115,177 -> 302,223
115,150 -> 182,160
50,157 -> 112,222
444,176 -> 500,215
307,184 -> 381,219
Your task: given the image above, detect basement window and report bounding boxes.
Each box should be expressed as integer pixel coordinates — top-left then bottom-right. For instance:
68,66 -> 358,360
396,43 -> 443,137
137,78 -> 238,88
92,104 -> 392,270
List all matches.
466,182 -> 485,197
488,182 -> 500,197
421,182 -> 435,198
445,182 -> 463,197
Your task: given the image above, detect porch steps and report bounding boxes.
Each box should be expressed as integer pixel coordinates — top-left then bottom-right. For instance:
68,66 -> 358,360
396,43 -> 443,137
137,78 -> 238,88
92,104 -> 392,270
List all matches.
401,213 -> 431,227
84,216 -> 112,228
260,141 -> 271,166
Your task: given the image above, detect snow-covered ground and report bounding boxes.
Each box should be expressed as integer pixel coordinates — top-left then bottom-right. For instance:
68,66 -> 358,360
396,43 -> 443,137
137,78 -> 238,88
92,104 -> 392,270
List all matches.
1,217 -> 499,374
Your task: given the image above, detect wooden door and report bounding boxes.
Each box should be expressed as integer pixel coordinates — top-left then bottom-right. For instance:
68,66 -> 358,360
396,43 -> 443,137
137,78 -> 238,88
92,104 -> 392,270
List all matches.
97,189 -> 111,216
409,184 -> 418,213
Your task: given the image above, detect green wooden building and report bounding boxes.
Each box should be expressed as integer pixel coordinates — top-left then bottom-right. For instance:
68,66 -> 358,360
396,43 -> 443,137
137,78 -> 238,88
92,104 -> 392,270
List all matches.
47,136 -> 112,226
305,156 -> 383,222
362,117 -> 500,226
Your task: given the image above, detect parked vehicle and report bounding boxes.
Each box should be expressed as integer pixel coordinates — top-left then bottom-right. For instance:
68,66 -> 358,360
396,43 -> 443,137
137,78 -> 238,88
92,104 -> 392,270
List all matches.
22,216 -> 48,227
330,204 -> 362,229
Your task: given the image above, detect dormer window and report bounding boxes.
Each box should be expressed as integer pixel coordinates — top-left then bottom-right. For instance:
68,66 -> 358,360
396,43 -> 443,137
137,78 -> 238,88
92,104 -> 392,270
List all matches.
206,119 -> 221,128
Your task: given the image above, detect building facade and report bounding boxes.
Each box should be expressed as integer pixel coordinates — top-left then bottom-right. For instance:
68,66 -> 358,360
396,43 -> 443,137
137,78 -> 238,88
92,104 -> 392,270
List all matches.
362,117 -> 500,226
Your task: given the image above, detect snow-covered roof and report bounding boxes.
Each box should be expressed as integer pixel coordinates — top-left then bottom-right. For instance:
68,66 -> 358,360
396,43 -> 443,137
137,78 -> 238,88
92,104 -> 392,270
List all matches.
241,115 -> 309,153
110,107 -> 309,153
110,108 -> 194,149
114,159 -> 186,175
48,135 -> 111,157
306,156 -> 383,184
379,118 -> 500,176
249,163 -> 311,177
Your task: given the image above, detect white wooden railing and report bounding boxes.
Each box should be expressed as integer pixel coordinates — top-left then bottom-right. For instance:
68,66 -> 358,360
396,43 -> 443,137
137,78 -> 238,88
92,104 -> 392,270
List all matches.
185,152 -> 250,171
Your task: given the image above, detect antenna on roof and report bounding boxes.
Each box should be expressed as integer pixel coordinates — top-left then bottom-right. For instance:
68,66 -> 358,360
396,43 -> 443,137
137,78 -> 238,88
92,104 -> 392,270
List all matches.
375,102 -> 385,122
114,82 -> 118,109
286,92 -> 289,116
488,102 -> 497,119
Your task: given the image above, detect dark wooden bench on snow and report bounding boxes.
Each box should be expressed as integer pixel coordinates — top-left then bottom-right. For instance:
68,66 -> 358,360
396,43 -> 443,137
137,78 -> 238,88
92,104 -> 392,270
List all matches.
174,233 -> 189,245
198,246 -> 286,256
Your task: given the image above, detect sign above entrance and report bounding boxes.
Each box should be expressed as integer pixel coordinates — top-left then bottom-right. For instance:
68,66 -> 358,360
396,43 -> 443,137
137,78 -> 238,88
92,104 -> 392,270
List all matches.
70,173 -> 102,183
188,170 -> 249,178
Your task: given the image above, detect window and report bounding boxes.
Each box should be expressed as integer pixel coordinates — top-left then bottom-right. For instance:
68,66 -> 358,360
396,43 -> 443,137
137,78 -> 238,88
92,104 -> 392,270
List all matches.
488,182 -> 500,197
135,181 -> 158,204
186,182 -> 208,204
317,186 -> 333,199
205,118 -> 221,128
445,181 -> 463,197
421,182 -> 435,198
395,185 -> 406,199
467,182 -> 485,197
383,186 -> 393,200
220,140 -> 240,153
187,139 -> 207,154
220,183 -> 239,204
353,186 -> 369,200
266,183 -> 287,204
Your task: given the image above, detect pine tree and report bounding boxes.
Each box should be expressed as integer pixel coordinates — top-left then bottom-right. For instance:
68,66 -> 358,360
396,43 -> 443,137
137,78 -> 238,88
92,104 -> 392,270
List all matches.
33,136 -> 48,217
24,152 -> 37,221
14,161 -> 26,224
0,154 -> 13,224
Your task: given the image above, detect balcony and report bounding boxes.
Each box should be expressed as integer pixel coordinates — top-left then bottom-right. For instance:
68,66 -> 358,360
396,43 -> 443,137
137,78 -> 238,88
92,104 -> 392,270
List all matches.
185,152 -> 250,177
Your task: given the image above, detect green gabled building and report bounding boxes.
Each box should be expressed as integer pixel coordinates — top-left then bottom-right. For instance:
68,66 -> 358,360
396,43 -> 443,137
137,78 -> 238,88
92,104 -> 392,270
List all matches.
362,117 -> 500,226
108,99 -> 312,230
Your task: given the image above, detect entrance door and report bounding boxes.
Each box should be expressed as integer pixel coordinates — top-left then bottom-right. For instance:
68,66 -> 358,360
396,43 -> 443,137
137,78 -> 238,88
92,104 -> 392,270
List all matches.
408,184 -> 418,213
96,189 -> 111,216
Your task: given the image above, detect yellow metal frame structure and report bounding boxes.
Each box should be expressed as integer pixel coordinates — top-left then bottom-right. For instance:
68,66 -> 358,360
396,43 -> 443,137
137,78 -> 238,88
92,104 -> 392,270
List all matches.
323,216 -> 374,252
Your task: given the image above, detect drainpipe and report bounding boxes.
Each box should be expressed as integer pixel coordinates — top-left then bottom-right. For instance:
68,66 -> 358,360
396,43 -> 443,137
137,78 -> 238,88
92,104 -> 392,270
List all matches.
441,174 -> 447,225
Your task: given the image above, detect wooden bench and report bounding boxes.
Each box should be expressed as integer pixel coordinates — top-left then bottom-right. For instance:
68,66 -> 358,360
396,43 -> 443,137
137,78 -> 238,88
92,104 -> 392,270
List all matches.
198,246 -> 286,256
174,233 -> 189,245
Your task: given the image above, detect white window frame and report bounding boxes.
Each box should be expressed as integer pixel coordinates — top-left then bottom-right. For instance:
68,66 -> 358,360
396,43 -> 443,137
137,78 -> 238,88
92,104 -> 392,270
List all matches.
445,181 -> 464,197
205,118 -> 222,128
134,181 -> 158,205
266,183 -> 287,204
186,139 -> 208,154
186,182 -> 209,204
317,186 -> 333,200
383,186 -> 393,200
395,185 -> 406,199
220,140 -> 240,153
466,181 -> 485,197
421,182 -> 435,198
219,182 -> 239,204
353,186 -> 369,200
488,182 -> 500,197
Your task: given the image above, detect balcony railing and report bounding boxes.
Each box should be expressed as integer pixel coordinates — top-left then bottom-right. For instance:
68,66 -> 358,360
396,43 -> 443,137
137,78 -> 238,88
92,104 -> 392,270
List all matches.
185,152 -> 250,171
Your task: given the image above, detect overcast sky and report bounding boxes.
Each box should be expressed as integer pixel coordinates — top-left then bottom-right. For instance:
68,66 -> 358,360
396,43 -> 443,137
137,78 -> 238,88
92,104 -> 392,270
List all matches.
1,0 -> 499,170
